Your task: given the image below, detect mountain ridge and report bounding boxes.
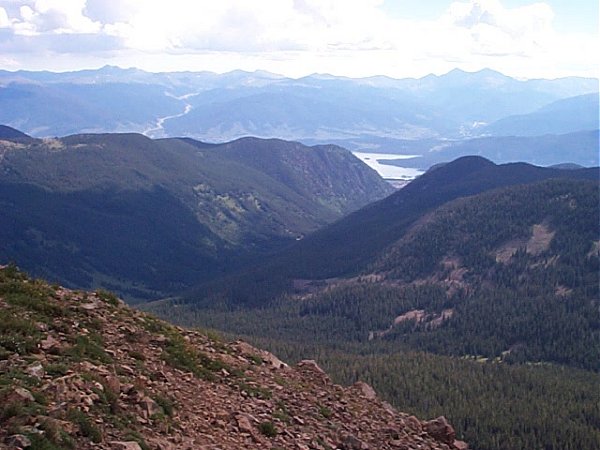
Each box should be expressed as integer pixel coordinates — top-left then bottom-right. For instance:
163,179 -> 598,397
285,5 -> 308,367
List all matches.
483,93 -> 599,136
0,67 -> 596,145
388,130 -> 599,169
177,156 -> 599,309
0,130 -> 392,299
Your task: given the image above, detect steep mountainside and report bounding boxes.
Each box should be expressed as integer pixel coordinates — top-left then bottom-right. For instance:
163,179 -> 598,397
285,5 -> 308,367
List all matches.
0,131 -> 391,299
0,266 -> 467,450
165,176 -> 600,368
483,93 -> 599,136
176,137 -> 391,215
360,179 -> 599,367
149,176 -> 600,450
177,156 -> 599,308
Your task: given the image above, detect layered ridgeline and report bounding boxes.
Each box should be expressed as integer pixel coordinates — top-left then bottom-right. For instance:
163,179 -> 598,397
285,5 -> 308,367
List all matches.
172,156 -> 599,308
393,130 -> 599,170
0,266 -> 467,450
147,157 -> 600,450
0,67 -> 597,157
0,128 -> 392,300
2,67 -> 597,173
482,93 -> 599,137
156,165 -> 600,368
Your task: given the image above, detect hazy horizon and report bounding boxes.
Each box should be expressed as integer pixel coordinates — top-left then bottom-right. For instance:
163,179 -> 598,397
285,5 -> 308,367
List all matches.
1,64 -> 597,83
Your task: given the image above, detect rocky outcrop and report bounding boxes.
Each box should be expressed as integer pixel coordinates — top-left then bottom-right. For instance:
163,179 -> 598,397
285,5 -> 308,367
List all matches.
0,267 -> 466,449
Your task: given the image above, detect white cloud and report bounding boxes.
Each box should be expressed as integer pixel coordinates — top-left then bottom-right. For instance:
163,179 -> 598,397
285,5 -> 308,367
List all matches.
0,7 -> 10,27
98,0 -> 393,53
441,0 -> 555,57
0,0 -> 596,79
5,0 -> 101,35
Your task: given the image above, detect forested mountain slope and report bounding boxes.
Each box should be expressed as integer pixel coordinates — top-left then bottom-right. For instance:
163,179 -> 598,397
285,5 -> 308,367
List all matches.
177,156 -> 598,308
149,176 -> 600,450
0,130 -> 391,299
163,176 -> 600,368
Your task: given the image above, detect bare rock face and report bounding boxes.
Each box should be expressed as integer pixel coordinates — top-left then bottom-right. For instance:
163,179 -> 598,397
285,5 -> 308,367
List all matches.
0,268 -> 467,450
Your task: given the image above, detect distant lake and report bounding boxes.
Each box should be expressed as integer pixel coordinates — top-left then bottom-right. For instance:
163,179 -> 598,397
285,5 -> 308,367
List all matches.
352,152 -> 424,180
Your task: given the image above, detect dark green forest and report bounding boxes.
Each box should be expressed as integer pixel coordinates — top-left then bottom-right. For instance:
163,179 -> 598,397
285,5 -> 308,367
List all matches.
0,133 -> 390,299
244,340 -> 600,450
178,157 -> 599,309
148,178 -> 600,450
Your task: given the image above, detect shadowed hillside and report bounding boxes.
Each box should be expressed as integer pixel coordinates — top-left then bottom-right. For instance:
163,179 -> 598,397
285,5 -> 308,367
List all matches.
176,156 -> 598,308
0,131 -> 391,299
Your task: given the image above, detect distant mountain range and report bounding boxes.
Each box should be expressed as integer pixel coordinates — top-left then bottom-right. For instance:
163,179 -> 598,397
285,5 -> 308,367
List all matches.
0,67 -> 597,166
0,128 -> 391,299
1,66 -> 598,450
482,93 -> 599,136
385,130 -> 599,169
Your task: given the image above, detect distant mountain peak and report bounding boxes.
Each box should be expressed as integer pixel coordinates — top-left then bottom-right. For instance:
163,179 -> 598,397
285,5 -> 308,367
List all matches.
435,68 -> 512,85
0,124 -> 31,140
416,155 -> 496,180
444,154 -> 496,169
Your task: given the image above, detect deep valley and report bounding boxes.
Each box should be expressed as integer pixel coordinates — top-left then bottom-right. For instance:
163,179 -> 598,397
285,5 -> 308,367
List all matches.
0,65 -> 599,450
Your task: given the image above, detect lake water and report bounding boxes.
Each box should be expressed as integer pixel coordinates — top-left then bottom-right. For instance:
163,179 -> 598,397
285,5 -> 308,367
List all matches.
352,152 -> 424,180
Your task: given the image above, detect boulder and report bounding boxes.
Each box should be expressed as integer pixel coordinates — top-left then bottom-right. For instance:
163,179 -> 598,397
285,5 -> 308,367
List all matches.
235,413 -> 255,434
12,387 -> 35,403
261,351 -> 288,369
139,396 -> 161,418
40,335 -> 61,352
109,441 -> 143,450
453,440 -> 469,450
340,432 -> 369,450
26,362 -> 44,379
5,434 -> 31,448
423,416 -> 456,445
354,381 -> 377,400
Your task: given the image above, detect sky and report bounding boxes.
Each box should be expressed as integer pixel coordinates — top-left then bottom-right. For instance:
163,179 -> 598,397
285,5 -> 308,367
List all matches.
0,0 -> 597,80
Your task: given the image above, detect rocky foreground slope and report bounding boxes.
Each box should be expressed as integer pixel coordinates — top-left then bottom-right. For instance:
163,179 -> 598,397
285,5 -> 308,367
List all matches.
0,266 -> 466,450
